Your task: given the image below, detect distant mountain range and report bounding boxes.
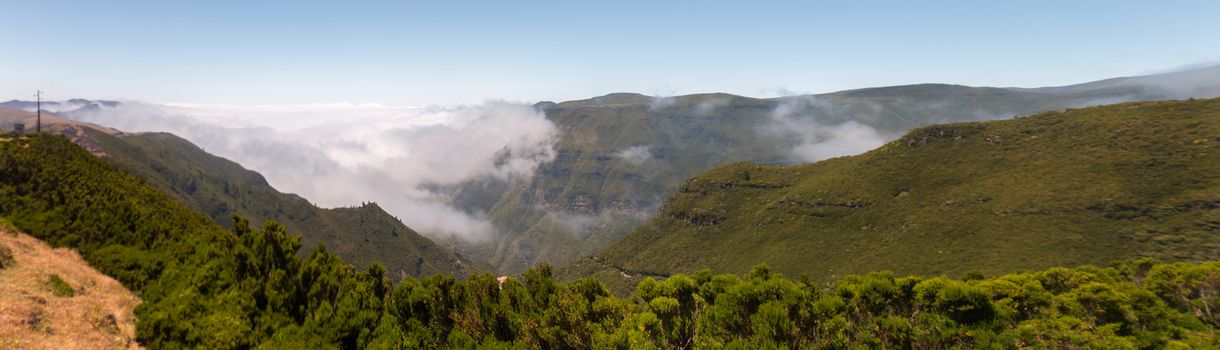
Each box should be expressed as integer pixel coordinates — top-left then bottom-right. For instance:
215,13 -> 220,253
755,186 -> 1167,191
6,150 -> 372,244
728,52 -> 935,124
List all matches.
0,98 -> 120,114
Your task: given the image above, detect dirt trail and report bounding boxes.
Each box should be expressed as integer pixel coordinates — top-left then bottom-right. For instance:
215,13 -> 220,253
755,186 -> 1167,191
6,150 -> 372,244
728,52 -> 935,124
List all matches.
0,228 -> 141,349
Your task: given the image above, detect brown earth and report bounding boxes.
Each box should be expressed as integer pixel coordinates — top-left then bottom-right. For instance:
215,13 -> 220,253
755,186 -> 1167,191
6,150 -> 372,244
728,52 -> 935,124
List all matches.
0,227 -> 141,349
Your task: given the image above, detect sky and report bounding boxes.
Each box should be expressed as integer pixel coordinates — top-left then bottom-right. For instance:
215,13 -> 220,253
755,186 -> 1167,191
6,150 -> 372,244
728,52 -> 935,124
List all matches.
2,1 -> 1219,105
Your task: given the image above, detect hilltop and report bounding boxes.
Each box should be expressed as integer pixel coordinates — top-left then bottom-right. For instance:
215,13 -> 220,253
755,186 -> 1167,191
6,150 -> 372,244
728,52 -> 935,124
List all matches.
568,98 -> 1220,288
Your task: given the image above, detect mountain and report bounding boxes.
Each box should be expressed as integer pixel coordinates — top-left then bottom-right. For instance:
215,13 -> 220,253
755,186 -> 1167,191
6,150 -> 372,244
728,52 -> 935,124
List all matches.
0,98 -> 120,114
451,65 -> 1220,274
0,108 -> 479,279
1022,64 -> 1220,98
566,98 -> 1220,289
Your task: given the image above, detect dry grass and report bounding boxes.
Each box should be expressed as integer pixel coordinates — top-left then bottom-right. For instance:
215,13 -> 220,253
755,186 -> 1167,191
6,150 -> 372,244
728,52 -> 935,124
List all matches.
0,228 -> 141,349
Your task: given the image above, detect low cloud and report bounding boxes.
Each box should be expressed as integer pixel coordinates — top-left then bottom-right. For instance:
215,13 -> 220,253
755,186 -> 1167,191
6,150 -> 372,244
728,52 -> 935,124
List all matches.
693,97 -> 730,116
648,95 -> 676,111
65,101 -> 558,241
614,145 -> 653,165
763,96 -> 889,163
540,208 -> 652,240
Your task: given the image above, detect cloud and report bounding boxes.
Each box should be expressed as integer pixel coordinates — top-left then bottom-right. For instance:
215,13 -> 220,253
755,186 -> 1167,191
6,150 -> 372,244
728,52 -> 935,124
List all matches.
539,208 -> 652,240
693,97 -> 730,116
613,145 -> 652,165
762,96 -> 889,163
648,95 -> 676,111
65,101 -> 558,242
757,87 -> 808,98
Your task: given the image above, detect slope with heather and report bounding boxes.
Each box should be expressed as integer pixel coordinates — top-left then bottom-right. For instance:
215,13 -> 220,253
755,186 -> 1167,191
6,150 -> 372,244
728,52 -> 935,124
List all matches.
571,98 -> 1220,285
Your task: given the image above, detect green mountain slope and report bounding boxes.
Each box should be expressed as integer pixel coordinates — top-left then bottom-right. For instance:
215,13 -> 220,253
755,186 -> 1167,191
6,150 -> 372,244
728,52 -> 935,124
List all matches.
0,107 -> 478,278
569,98 -> 1220,286
84,129 -> 480,278
0,133 -> 403,347
456,68 -> 1220,274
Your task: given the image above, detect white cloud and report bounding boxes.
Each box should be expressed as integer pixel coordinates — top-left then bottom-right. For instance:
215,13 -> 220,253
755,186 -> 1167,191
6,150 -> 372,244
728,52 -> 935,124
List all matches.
764,96 -> 889,163
693,97 -> 730,116
66,101 -> 558,242
614,145 -> 653,165
648,95 -> 676,111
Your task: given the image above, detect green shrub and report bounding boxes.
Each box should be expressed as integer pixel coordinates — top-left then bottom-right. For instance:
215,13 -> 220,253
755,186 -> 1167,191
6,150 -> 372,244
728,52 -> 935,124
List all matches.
47,274 -> 74,297
0,244 -> 13,269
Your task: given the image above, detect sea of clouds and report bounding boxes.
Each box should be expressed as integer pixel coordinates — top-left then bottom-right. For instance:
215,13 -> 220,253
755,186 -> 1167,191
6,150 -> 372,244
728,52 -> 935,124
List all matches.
66,101 -> 557,241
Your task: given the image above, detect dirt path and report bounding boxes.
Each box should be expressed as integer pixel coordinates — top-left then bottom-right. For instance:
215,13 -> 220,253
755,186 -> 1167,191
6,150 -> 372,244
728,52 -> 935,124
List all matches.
0,228 -> 141,349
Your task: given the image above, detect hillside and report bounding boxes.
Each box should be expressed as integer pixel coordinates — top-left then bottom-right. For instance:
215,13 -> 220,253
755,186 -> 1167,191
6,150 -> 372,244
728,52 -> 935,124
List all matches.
0,108 -> 478,278
1,142 -> 1214,348
84,129 -> 480,278
569,98 -> 1220,286
454,66 -> 1220,274
0,133 -> 405,347
0,227 -> 141,349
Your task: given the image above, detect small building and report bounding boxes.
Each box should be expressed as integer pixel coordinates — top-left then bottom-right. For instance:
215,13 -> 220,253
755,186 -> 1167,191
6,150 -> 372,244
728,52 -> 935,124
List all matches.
12,123 -> 24,134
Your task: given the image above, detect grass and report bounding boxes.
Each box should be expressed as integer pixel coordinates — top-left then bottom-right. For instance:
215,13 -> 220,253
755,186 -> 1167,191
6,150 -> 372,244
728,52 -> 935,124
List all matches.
569,98 -> 1220,286
46,274 -> 74,297
0,230 -> 141,349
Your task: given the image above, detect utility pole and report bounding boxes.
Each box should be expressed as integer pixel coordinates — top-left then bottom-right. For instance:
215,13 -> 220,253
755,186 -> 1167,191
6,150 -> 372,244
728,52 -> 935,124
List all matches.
35,90 -> 42,133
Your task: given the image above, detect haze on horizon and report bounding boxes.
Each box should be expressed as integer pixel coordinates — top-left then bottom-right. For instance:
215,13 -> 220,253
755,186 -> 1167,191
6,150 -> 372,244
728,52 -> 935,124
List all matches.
2,0 -> 1219,106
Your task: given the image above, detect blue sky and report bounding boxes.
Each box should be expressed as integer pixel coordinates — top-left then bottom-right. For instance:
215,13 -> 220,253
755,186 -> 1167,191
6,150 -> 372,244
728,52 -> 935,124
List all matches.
2,0 -> 1218,105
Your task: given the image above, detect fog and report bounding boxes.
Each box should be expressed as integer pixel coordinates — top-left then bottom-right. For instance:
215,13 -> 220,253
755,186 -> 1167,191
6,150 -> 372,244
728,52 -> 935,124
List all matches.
614,145 -> 653,165
763,96 -> 890,163
66,101 -> 558,241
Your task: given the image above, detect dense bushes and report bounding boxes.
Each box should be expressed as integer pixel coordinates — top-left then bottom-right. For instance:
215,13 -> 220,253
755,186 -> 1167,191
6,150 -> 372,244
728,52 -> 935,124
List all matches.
346,261 -> 1216,349
2,135 -> 1218,348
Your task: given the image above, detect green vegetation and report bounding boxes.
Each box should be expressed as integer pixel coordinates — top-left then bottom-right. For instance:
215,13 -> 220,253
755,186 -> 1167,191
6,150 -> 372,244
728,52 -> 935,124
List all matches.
345,260 -> 1220,348
458,84 -> 1196,274
573,98 -> 1220,285
84,130 -> 478,278
0,244 -> 12,269
46,274 -> 74,297
2,127 -> 1218,348
0,134 -> 387,347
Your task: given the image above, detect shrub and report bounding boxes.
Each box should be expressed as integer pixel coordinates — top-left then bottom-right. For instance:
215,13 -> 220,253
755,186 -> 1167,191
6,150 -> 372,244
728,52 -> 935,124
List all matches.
0,244 -> 12,269
47,274 -> 74,297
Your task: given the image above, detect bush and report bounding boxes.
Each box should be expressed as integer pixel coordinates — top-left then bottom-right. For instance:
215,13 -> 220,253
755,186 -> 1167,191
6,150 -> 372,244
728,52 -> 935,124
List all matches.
0,244 -> 13,269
